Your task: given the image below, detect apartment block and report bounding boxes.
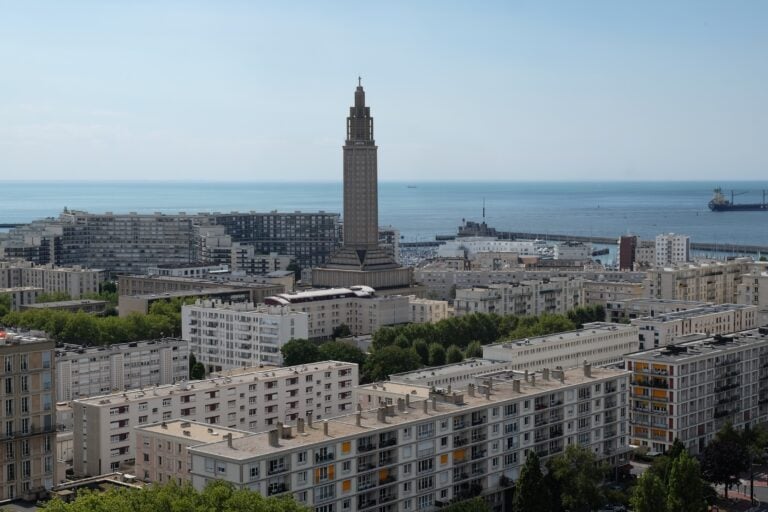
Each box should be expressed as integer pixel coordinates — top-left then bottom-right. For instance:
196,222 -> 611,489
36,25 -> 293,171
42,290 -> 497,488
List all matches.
264,287 -> 411,340
188,365 -> 630,512
0,287 -> 42,311
146,262 -> 230,278
604,298 -> 710,323
631,304 -> 759,349
737,269 -> 768,325
55,338 -> 189,402
230,247 -> 291,276
0,330 -> 57,502
581,279 -> 645,307
0,261 -> 104,299
135,420 -> 249,484
454,277 -> 582,317
182,300 -> 309,371
654,233 -> 690,266
626,328 -> 768,455
644,258 -> 761,303
408,297 -> 449,324
483,322 -> 639,370
117,274 -> 284,304
72,361 -> 358,477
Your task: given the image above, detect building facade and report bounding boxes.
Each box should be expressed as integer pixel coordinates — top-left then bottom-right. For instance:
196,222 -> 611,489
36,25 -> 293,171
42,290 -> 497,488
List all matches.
654,233 -> 690,266
454,277 -> 583,317
55,338 -> 189,402
644,259 -> 760,304
72,361 -> 358,477
626,328 -> 768,455
0,331 -> 57,501
0,261 -> 103,299
188,365 -> 630,512
182,301 -> 309,371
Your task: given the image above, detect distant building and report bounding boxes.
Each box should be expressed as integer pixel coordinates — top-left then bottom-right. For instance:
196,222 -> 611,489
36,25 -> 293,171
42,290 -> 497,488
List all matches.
0,261 -> 104,299
631,303 -> 759,349
482,322 -> 639,370
454,277 -> 582,317
737,269 -> 768,325
72,361 -> 357,477
230,247 -> 291,276
644,258 -> 761,303
22,298 -> 107,314
182,300 -> 309,371
618,235 -> 637,271
554,241 -> 592,260
265,286 -> 412,340
655,233 -> 690,266
634,240 -> 656,269
581,279 -> 645,307
626,327 -> 768,454
55,338 -> 189,401
0,330 -> 56,501
0,286 -> 42,311
408,296 -> 449,324
605,298 -> 710,323
146,262 -> 230,278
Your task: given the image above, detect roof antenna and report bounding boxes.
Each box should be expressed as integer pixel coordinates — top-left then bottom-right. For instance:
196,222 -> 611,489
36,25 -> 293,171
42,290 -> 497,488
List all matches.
358,76 -> 362,87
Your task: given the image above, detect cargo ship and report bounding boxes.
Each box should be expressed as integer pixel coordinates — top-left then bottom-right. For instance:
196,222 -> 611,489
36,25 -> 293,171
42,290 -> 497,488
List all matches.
708,188 -> 768,212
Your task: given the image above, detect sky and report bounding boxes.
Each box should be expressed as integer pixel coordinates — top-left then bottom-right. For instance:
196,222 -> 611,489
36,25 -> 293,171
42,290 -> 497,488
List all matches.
1,1 -> 767,182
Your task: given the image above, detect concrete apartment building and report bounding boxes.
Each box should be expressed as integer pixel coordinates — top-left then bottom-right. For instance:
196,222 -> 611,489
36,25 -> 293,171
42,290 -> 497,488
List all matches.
654,233 -> 690,266
22,298 -> 108,314
737,269 -> 768,325
385,360 -> 515,391
181,300 -> 309,371
117,274 -> 284,304
0,330 -> 57,502
135,420 -> 249,484
188,365 -> 630,512
604,298 -> 710,323
631,304 -> 759,349
644,258 -> 762,304
581,279 -> 645,307
2,209 -> 341,274
146,262 -> 230,278
264,287 -> 412,340
454,277 -> 582,317
408,297 -> 449,324
0,261 -> 104,299
230,247 -> 291,276
482,323 -> 639,371
72,361 -> 358,477
0,287 -> 42,311
55,338 -> 189,402
626,327 -> 768,455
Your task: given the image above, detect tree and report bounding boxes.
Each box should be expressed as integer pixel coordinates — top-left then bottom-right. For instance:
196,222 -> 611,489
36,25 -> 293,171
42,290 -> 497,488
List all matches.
666,450 -> 707,512
0,293 -> 11,318
331,323 -> 351,339
59,311 -> 100,344
318,340 -> 367,366
547,444 -> 605,512
465,340 -> 483,358
701,422 -> 749,498
286,261 -> 301,280
428,343 -> 446,366
42,479 -> 309,512
630,470 -> 666,512
363,346 -> 422,382
446,345 -> 464,364
189,353 -> 206,380
394,334 -> 411,349
514,451 -> 550,512
280,338 -> 322,366
412,338 -> 430,365
440,497 -> 491,512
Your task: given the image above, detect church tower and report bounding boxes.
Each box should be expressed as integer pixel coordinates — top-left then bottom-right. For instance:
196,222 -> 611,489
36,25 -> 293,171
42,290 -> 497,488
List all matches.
312,81 -> 413,291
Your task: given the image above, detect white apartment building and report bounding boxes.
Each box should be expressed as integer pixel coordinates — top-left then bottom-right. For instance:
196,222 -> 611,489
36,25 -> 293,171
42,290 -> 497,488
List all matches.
182,300 -> 309,371
386,359 -> 515,390
645,258 -> 763,304
72,361 -> 358,477
654,233 -> 690,266
0,286 -> 42,311
230,246 -> 292,276
188,365 -> 630,512
454,277 -> 582,317
631,304 -> 759,349
146,262 -> 230,278
581,280 -> 645,307
55,338 -> 189,402
0,261 -> 104,299
737,269 -> 768,325
605,298 -> 710,323
408,297 -> 449,324
553,242 -> 592,260
135,420 -> 250,484
626,327 -> 768,455
483,322 -> 640,370
437,237 -> 538,259
264,287 -> 411,340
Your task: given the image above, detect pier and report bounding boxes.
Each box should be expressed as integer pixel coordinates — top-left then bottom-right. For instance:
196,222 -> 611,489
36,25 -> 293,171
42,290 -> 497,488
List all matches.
402,232 -> 768,255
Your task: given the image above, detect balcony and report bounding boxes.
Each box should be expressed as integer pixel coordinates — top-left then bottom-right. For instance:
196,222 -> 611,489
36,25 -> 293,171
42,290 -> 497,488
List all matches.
267,483 -> 288,496
471,416 -> 487,426
379,437 -> 397,448
315,453 -> 335,464
357,443 -> 377,453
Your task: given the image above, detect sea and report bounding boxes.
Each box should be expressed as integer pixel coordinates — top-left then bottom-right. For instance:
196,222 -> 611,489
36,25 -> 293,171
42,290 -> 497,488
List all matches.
1,181 -> 767,262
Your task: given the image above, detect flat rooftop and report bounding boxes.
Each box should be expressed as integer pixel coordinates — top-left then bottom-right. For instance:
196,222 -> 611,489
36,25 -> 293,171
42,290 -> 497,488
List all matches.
627,328 -> 768,363
75,361 -> 352,407
191,366 -> 628,461
486,322 -> 636,350
136,420 -> 250,445
55,338 -> 184,358
0,329 -> 52,346
389,358 -> 508,383
25,299 -> 107,308
635,303 -> 755,323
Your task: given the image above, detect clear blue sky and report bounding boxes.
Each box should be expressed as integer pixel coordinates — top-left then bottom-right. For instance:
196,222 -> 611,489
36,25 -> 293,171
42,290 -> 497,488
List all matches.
1,1 -> 766,182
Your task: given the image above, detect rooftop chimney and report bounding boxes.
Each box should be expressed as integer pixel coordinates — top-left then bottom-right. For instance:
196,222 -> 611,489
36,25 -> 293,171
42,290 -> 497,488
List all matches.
524,370 -> 529,382
224,432 -> 233,449
484,385 -> 491,400
431,396 -> 437,410
531,374 -> 536,387
405,393 -> 411,407
583,360 -> 592,378
397,398 -> 406,412
377,406 -> 387,423
513,380 -> 521,393
422,399 -> 428,414
276,421 -> 284,439
323,420 -> 329,436
297,418 -> 305,434
356,411 -> 362,427
468,383 -> 475,397
306,411 -> 313,428
268,429 -> 280,447
543,368 -> 550,381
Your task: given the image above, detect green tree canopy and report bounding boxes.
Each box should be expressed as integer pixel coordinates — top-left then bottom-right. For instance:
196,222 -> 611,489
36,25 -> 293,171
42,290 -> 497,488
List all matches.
428,343 -> 446,366
513,451 -> 550,512
547,444 -> 606,512
630,470 -> 667,512
0,293 -> 11,318
464,340 -> 483,358
318,340 -> 367,367
280,338 -> 321,366
666,450 -> 707,512
363,345 -> 422,382
412,338 -> 430,365
36,291 -> 72,303
42,479 -> 309,512
446,345 -> 464,364
331,323 -> 351,339
701,422 -> 749,498
440,497 -> 491,512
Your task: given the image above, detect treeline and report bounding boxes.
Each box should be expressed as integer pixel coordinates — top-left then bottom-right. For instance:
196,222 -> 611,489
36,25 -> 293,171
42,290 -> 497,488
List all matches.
281,305 -> 604,383
0,298 -> 190,345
